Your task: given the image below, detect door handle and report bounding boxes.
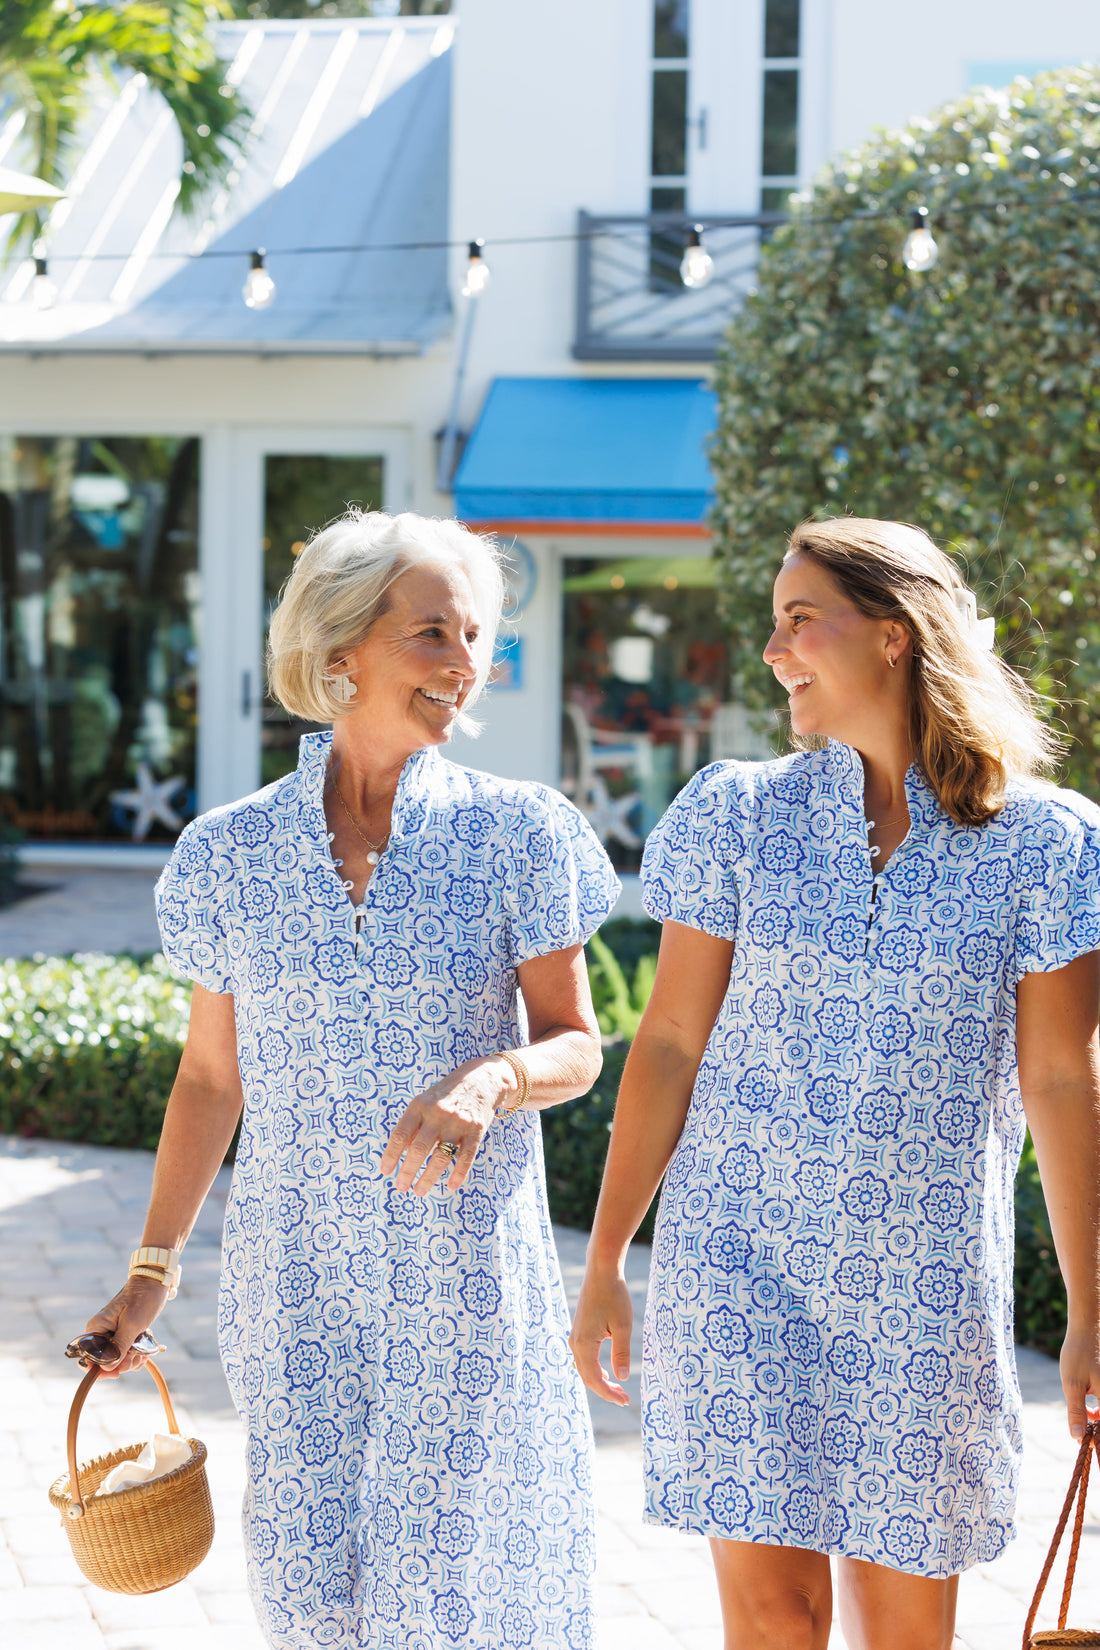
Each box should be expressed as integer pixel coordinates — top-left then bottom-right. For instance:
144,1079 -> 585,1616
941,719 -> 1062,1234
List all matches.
241,669 -> 252,717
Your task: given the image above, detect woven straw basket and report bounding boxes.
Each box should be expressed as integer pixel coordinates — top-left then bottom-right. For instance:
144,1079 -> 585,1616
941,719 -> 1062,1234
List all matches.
1024,1419 -> 1100,1648
49,1359 -> 214,1594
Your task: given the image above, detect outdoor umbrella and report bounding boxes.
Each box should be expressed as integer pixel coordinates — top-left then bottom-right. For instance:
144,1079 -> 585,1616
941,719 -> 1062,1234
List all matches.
0,167 -> 65,213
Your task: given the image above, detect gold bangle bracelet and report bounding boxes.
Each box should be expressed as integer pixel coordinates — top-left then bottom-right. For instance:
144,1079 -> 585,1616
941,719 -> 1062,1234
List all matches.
495,1050 -> 531,1120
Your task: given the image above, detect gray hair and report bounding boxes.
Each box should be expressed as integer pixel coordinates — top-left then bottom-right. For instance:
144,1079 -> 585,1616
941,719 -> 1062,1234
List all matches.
266,510 -> 506,735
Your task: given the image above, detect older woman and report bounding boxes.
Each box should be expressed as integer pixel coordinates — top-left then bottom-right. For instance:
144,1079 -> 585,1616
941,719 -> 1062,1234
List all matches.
573,518 -> 1100,1650
85,511 -> 619,1649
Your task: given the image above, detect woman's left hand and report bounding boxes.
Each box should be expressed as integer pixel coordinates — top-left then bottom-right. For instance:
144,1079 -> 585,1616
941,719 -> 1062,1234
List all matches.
1060,1322 -> 1100,1440
379,1059 -> 506,1194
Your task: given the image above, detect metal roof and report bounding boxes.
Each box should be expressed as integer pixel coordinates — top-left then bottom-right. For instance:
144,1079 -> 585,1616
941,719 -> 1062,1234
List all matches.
0,16 -> 455,354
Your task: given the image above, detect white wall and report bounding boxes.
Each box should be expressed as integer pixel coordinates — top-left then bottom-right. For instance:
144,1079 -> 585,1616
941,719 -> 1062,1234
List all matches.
828,0 -> 1098,157
450,0 -> 655,410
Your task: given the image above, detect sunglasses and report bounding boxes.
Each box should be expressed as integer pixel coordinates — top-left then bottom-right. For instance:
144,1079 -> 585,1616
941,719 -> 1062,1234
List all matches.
65,1330 -> 163,1369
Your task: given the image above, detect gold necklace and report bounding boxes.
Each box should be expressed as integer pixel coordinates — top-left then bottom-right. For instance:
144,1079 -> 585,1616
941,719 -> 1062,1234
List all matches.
329,772 -> 390,866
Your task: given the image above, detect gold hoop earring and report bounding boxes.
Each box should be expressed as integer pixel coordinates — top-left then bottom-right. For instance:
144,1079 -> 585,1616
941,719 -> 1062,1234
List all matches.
887,655 -> 897,670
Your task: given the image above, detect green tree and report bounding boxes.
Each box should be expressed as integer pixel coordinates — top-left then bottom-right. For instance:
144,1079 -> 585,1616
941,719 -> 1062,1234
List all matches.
0,0 -> 246,243
711,65 -> 1100,797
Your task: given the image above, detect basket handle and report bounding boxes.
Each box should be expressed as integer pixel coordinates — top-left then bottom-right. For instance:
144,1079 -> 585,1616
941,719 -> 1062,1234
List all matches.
65,1358 -> 180,1520
1022,1417 -> 1100,1647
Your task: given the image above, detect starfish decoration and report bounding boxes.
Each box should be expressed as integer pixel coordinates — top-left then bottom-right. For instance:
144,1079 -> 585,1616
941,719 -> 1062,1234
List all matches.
582,775 -> 642,849
110,763 -> 185,840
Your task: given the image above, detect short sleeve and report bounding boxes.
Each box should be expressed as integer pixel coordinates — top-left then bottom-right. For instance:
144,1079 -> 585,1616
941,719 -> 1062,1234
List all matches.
502,785 -> 620,965
1013,790 -> 1100,981
155,813 -> 237,993
641,763 -> 746,940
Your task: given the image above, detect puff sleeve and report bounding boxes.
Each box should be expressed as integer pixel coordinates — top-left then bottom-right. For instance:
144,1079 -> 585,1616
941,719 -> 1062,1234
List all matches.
641,762 -> 746,940
1013,789 -> 1100,981
501,784 -> 620,966
154,813 -> 237,993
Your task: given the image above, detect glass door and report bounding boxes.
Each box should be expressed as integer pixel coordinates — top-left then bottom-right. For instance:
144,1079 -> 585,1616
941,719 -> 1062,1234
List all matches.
0,434 -> 200,841
197,428 -> 405,815
261,454 -> 384,786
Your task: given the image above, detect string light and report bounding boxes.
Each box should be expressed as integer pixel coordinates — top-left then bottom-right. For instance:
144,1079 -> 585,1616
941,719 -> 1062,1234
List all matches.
461,238 -> 490,297
679,225 -> 714,288
30,256 -> 57,311
242,248 -> 276,309
902,207 -> 939,272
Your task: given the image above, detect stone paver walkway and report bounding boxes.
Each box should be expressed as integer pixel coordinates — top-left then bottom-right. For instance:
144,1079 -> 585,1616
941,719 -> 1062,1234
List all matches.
0,871 -> 163,959
2,1136 -> 1097,1649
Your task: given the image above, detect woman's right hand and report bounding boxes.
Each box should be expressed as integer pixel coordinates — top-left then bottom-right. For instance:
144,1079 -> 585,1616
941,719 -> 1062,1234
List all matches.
82,1277 -> 170,1377
570,1265 -> 634,1407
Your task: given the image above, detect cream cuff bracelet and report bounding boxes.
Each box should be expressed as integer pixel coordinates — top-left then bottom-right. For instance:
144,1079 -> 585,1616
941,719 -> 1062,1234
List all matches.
128,1246 -> 182,1299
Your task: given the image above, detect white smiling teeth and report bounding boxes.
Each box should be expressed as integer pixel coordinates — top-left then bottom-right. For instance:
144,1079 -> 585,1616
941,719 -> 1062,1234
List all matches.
421,688 -> 459,705
782,673 -> 815,693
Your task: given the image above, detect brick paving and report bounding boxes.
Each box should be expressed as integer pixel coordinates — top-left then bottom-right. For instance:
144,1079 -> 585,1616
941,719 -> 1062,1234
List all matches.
2,1136 -> 1098,1648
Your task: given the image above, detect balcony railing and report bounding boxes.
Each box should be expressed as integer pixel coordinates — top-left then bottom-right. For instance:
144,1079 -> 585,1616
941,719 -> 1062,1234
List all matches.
573,209 -> 783,362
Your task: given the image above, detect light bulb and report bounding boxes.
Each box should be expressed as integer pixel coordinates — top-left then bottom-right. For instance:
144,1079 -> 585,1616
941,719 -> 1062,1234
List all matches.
462,238 -> 490,297
902,208 -> 939,273
31,257 -> 57,311
243,249 -> 275,309
679,226 -> 714,289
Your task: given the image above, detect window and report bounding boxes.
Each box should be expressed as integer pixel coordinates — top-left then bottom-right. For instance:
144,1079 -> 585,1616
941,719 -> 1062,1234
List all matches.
651,69 -> 689,177
653,0 -> 689,59
561,556 -> 760,871
261,453 -> 384,786
761,0 -> 800,212
648,0 -> 691,291
0,435 -> 199,841
764,0 -> 800,59
762,70 -> 799,178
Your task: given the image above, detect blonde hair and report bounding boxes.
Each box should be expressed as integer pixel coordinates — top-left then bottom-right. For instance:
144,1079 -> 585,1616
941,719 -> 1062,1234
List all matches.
267,510 -> 506,734
784,517 -> 1063,826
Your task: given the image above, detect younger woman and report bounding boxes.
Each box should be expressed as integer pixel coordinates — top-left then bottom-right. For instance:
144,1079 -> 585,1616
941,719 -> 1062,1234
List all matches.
572,517 -> 1100,1650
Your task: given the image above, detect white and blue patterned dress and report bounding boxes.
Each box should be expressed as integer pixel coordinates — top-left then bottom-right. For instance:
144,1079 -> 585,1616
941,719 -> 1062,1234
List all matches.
640,740 -> 1100,1577
155,731 -> 619,1650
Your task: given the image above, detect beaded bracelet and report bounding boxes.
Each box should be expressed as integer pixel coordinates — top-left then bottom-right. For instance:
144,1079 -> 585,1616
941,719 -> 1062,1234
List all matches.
494,1050 -> 531,1121
128,1264 -> 180,1299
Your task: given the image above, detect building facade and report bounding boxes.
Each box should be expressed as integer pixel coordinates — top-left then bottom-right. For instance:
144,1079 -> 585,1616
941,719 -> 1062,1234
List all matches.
0,0 -> 1095,888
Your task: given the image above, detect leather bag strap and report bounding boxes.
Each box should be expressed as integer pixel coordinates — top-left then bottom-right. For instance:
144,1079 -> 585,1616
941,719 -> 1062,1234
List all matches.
65,1358 -> 180,1518
1022,1418 -> 1100,1647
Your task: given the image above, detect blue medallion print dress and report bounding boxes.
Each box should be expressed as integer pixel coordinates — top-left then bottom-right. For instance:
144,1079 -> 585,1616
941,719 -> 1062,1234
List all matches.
639,740 -> 1100,1577
154,731 -> 619,1650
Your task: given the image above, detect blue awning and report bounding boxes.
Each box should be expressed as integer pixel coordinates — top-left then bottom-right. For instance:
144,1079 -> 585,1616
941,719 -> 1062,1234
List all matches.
453,377 -> 717,527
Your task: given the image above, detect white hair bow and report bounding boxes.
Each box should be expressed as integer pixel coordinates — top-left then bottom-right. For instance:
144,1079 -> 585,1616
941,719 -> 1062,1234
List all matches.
954,589 -> 996,651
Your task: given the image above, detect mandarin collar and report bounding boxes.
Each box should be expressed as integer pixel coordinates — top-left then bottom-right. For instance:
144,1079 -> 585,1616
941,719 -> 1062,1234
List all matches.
822,739 -> 941,832
295,730 -> 438,844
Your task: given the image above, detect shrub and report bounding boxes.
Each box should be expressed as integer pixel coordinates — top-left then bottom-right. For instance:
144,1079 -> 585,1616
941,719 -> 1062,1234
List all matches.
0,953 -> 190,1150
711,66 -> 1100,796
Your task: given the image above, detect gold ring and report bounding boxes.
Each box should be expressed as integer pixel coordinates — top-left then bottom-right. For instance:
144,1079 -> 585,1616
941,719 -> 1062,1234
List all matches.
436,1141 -> 458,1160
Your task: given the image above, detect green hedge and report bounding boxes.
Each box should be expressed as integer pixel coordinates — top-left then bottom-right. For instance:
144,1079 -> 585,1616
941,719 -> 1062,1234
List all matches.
0,953 -> 190,1151
0,933 -> 1067,1354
